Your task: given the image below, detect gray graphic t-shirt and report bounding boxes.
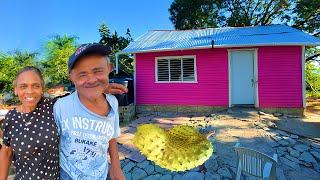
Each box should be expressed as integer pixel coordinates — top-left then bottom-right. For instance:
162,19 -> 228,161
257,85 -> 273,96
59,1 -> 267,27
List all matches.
53,91 -> 120,180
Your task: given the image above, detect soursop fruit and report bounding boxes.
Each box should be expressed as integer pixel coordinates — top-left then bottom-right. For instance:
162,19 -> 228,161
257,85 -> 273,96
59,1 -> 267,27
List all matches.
133,124 -> 214,171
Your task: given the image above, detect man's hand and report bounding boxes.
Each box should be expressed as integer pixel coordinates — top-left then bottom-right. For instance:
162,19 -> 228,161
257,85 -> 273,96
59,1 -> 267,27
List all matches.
108,166 -> 125,180
105,83 -> 128,94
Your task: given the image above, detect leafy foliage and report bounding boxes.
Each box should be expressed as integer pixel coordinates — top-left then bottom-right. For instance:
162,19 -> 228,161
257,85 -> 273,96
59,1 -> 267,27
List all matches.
0,51 -> 38,92
98,23 -> 134,76
41,35 -> 77,87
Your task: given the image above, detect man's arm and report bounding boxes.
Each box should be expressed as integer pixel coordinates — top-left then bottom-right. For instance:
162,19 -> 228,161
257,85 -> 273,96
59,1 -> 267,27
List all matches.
108,138 -> 125,180
0,145 -> 13,180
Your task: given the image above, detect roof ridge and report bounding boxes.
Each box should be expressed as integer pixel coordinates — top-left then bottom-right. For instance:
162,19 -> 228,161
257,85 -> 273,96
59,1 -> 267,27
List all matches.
149,24 -> 285,32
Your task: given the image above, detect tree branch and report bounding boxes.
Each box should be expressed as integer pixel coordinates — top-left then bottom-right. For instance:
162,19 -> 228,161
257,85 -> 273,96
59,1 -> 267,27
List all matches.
306,53 -> 320,62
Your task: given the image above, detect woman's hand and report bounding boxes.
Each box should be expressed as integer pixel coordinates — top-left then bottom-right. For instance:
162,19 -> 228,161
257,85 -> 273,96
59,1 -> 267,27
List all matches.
105,83 -> 128,94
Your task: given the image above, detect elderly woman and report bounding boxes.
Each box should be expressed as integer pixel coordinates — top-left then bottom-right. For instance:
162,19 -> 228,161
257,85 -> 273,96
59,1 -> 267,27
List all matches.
0,66 -> 126,179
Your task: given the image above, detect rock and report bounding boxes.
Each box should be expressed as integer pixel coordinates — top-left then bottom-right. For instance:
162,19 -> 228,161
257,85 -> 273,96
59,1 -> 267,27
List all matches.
182,172 -> 205,180
287,147 -> 300,158
204,156 -> 219,173
123,161 -> 136,173
154,165 -> 167,173
268,141 -> 279,148
280,157 -> 300,170
273,113 -> 283,117
137,160 -> 150,169
299,152 -> 317,164
205,172 -> 221,180
284,155 -> 300,164
144,165 -> 155,175
131,168 -> 147,180
190,166 -> 200,171
144,174 -> 161,180
310,151 -> 320,161
277,130 -> 289,137
173,174 -> 183,180
277,147 -> 287,157
293,144 -> 310,152
271,135 -> 282,142
217,167 -> 232,179
124,172 -> 132,180
290,134 -> 299,139
311,143 -> 320,150
283,137 -> 297,145
276,167 -> 286,180
159,174 -> 173,180
258,111 -> 267,115
278,140 -> 290,146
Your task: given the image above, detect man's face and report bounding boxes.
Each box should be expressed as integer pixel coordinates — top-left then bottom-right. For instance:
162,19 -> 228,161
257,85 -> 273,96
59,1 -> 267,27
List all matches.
70,54 -> 111,100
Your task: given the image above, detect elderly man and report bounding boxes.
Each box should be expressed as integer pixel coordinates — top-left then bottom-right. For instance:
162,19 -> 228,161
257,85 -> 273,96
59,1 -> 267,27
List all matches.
54,43 -> 125,180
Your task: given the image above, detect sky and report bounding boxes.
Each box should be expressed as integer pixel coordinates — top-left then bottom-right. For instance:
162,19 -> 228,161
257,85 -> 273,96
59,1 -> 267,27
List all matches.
0,0 -> 174,53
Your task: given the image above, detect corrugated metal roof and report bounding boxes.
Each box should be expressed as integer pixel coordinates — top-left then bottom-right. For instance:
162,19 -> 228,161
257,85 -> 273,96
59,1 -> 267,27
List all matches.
120,25 -> 320,54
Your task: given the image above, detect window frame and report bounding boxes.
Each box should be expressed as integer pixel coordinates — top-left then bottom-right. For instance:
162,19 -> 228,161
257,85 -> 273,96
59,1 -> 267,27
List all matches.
155,55 -> 197,83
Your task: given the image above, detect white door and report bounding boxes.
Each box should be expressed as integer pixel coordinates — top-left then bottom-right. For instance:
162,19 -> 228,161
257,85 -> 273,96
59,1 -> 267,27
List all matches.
230,51 -> 255,105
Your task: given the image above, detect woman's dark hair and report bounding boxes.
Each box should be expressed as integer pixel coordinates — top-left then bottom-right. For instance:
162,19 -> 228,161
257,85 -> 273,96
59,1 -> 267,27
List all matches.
14,66 -> 45,88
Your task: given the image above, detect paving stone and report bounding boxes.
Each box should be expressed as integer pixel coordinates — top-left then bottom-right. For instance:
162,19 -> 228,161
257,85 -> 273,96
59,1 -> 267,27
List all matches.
144,164 -> 155,175
127,150 -> 146,163
137,160 -> 150,169
300,151 -> 317,164
123,161 -> 136,173
276,167 -> 287,180
310,151 -> 320,161
293,144 -> 310,152
131,168 -> 147,180
182,171 -> 205,180
155,165 -> 167,173
205,172 -> 221,180
217,167 -> 232,179
278,140 -> 290,146
287,147 -> 300,158
277,147 -> 287,157
311,143 -> 320,150
172,174 -> 183,180
271,135 -> 283,142
204,156 -> 219,173
124,172 -> 132,180
280,157 -> 300,170
159,174 -> 173,180
277,130 -> 290,137
268,141 -> 279,148
284,155 -> 300,164
290,134 -> 299,139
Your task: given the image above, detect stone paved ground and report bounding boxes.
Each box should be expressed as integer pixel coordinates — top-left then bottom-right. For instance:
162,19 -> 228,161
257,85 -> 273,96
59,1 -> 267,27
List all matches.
117,109 -> 320,180
2,107 -> 320,179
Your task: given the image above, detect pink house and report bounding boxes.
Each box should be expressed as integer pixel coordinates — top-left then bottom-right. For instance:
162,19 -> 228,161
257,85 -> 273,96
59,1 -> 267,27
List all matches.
117,25 -> 320,115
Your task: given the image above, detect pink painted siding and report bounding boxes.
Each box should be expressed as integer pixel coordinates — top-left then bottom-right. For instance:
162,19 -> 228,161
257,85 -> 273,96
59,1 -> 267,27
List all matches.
258,46 -> 303,108
135,46 -> 303,108
135,49 -> 229,106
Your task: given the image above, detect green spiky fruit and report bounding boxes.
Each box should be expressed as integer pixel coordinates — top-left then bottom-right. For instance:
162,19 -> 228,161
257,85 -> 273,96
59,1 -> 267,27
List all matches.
133,124 -> 214,171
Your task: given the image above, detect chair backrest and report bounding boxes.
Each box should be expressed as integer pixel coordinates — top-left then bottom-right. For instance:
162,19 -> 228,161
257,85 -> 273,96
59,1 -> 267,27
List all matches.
234,143 -> 277,179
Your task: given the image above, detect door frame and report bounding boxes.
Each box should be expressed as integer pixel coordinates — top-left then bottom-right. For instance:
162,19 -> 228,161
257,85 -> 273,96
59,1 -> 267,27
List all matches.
228,49 -> 259,107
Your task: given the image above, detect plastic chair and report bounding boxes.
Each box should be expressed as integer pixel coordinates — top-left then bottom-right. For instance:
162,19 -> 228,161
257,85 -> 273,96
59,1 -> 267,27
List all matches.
234,143 -> 278,180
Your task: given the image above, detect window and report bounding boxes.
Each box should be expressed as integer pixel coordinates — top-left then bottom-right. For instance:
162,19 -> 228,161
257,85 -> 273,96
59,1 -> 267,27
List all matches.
156,56 -> 196,82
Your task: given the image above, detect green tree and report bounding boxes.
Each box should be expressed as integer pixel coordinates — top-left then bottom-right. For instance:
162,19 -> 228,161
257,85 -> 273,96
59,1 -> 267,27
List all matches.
0,51 -> 38,92
169,0 -> 224,30
42,35 -> 77,87
306,62 -> 320,96
223,0 -> 292,27
98,23 -> 134,76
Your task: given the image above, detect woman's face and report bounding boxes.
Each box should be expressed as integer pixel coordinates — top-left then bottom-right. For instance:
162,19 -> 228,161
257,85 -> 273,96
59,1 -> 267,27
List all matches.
14,71 -> 43,109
